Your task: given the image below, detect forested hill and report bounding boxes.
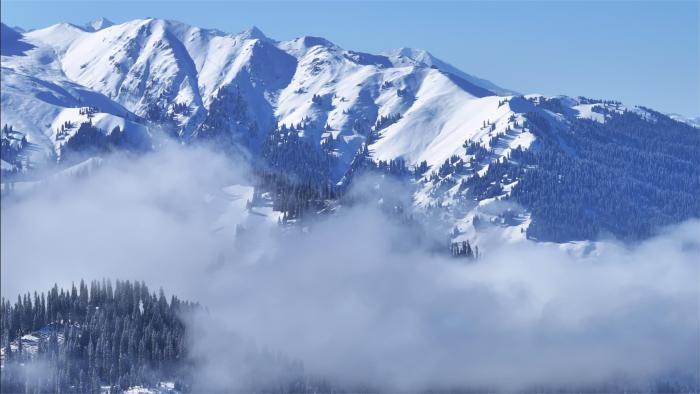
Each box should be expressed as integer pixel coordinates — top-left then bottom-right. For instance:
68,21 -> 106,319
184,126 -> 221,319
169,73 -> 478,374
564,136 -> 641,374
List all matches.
510,102 -> 700,241
0,280 -> 200,393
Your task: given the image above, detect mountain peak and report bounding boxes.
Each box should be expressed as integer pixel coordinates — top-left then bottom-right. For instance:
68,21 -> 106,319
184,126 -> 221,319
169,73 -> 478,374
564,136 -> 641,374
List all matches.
386,46 -> 516,96
386,47 -> 434,64
393,47 -> 429,56
239,25 -> 267,40
298,36 -> 336,49
85,17 -> 114,32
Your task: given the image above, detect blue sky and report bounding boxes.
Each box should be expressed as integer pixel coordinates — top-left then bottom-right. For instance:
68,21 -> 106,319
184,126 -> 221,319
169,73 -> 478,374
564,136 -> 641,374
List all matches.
2,0 -> 698,117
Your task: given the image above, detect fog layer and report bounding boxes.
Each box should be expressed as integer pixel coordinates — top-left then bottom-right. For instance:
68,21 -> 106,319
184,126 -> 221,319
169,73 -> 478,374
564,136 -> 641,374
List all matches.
2,146 -> 698,391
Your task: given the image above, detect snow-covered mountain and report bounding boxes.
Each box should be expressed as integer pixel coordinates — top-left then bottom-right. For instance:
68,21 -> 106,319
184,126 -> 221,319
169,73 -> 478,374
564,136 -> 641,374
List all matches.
84,17 -> 114,32
0,19 -> 506,167
2,18 -> 698,244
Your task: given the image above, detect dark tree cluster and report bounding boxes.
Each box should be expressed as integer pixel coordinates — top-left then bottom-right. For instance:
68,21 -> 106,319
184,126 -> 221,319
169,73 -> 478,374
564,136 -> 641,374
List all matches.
374,157 -> 410,177
252,121 -> 341,221
526,96 -> 572,115
463,139 -> 489,164
488,132 -> 505,149
261,123 -> 334,187
78,106 -> 99,118
195,85 -> 259,151
1,124 -> 27,172
311,94 -> 325,107
55,121 -> 76,141
320,131 -> 338,153
1,280 -> 200,393
576,96 -> 621,106
373,113 -> 401,131
349,152 -> 427,184
462,157 -> 522,200
145,101 -> 174,124
450,240 -> 478,259
336,143 -> 373,191
170,102 -> 190,115
143,88 -> 185,134
434,155 -> 465,179
414,160 -> 430,178
59,122 -> 104,161
257,172 -> 336,222
59,123 -> 149,164
481,119 -> 496,132
418,156 -> 467,187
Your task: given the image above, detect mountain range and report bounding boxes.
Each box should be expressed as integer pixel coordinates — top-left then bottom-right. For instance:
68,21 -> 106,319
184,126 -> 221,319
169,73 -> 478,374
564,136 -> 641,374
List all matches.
2,18 -> 698,245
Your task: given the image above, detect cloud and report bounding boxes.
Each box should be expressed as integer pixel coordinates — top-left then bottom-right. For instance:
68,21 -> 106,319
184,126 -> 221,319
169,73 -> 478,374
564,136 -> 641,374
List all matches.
0,143 -> 253,299
188,210 -> 700,391
1,147 -> 698,391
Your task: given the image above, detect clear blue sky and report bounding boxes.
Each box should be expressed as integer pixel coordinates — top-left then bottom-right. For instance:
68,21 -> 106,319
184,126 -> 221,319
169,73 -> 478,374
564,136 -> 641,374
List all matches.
2,0 -> 699,117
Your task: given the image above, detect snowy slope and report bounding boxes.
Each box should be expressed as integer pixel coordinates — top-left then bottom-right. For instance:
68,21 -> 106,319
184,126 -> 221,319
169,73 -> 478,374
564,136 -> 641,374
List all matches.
385,47 -> 517,96
1,18 -> 510,174
379,94 -> 536,245
1,23 -> 151,163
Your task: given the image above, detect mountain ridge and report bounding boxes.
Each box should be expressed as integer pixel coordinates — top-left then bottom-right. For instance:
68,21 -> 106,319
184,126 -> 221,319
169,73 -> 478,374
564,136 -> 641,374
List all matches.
1,18 -> 698,244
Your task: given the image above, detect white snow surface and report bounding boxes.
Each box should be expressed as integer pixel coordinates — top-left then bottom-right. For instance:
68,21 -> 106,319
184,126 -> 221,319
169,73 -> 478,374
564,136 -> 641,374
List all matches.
573,103 -> 606,123
668,113 -> 700,129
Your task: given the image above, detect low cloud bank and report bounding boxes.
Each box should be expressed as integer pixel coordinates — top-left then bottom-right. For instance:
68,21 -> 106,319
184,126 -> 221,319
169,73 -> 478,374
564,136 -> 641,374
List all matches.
190,211 -> 699,391
1,146 -> 698,391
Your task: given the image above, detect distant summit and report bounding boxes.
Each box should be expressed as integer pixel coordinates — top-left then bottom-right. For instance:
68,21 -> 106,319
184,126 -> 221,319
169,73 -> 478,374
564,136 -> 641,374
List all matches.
385,47 -> 517,96
239,25 -> 267,40
84,17 -> 114,32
